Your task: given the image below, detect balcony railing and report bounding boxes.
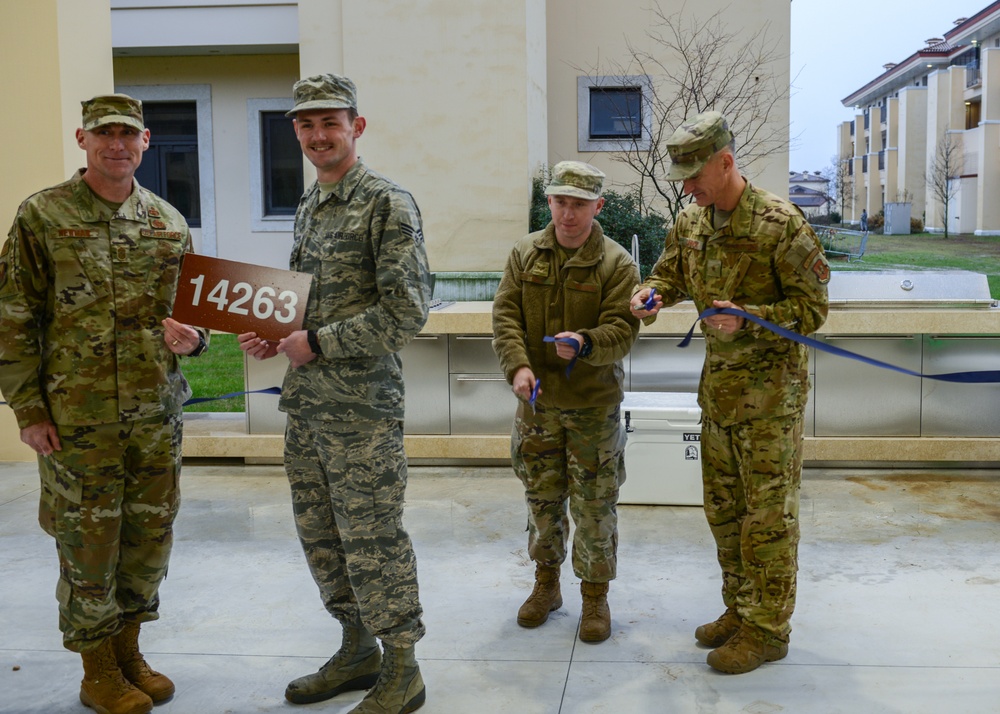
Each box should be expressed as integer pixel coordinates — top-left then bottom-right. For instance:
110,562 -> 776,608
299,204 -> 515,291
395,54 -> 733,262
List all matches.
967,66 -> 982,88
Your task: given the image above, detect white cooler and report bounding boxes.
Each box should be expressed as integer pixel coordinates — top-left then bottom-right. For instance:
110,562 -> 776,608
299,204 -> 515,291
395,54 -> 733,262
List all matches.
620,391 -> 703,506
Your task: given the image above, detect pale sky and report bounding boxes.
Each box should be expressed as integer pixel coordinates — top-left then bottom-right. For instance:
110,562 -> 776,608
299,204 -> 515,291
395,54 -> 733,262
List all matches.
789,0 -> 988,173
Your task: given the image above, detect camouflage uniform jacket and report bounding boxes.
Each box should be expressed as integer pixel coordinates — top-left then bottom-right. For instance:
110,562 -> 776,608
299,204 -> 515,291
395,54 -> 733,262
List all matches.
642,181 -> 829,426
493,220 -> 640,410
279,159 -> 431,422
0,170 -> 194,429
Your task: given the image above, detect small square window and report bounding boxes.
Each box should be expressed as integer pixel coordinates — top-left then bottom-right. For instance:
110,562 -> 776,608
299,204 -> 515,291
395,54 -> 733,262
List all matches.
578,75 -> 652,152
589,87 -> 642,140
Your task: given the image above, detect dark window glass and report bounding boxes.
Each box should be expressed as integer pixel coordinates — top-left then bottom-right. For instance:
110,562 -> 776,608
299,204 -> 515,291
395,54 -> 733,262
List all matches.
589,87 -> 642,140
262,112 -> 303,216
134,102 -> 201,227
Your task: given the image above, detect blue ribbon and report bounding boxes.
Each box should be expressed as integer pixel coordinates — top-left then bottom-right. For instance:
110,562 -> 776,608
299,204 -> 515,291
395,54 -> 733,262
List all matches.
683,307 -> 1000,384
2,386 -> 283,408
183,386 -> 282,405
543,335 -> 581,377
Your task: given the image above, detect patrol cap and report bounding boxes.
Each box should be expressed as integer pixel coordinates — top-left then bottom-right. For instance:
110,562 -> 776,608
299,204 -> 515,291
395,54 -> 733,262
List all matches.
544,161 -> 605,201
81,94 -> 144,132
286,74 -> 358,116
663,111 -> 734,181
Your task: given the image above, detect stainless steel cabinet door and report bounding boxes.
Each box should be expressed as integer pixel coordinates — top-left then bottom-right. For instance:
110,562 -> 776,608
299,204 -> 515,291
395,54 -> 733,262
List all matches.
814,335 -> 922,436
400,335 -> 450,434
921,336 -> 1000,436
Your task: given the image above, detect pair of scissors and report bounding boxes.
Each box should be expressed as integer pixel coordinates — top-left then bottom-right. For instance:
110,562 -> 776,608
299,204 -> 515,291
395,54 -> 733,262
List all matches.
643,287 -> 658,311
529,379 -> 541,413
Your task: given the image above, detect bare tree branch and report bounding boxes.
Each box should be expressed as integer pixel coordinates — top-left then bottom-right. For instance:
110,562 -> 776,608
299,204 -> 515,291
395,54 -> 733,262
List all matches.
576,1 -> 789,224
927,133 -> 963,239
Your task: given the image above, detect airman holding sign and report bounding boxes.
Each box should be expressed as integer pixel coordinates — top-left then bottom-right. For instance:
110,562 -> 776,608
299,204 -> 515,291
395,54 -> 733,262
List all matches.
238,73 -> 431,714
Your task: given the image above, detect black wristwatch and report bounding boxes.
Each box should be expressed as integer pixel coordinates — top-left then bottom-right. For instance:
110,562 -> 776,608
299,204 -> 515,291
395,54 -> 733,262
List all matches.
189,334 -> 208,357
307,329 -> 323,356
578,334 -> 593,359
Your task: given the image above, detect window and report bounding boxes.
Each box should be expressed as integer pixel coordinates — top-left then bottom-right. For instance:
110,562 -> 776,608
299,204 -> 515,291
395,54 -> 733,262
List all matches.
577,75 -> 652,152
588,87 -> 642,140
135,102 -> 201,227
248,98 -> 300,232
261,112 -> 303,216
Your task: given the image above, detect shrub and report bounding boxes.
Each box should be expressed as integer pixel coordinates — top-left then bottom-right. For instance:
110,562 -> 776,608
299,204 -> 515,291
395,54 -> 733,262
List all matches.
867,212 -> 884,232
829,210 -> 841,224
910,216 -> 924,233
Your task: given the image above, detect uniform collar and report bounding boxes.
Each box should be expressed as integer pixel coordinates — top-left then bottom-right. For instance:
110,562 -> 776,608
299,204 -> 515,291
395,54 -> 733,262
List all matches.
70,169 -> 149,223
534,220 -> 606,265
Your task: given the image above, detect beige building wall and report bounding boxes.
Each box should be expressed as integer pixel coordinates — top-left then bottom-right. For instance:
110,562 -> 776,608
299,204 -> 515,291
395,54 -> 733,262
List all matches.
897,86 -> 928,219
977,48 -> 1000,235
0,0 -> 115,461
545,0 -> 791,202
334,0 -> 547,272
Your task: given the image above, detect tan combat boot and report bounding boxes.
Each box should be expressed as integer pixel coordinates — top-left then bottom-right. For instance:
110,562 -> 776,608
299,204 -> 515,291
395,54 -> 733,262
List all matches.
516,564 -> 562,628
79,637 -> 153,714
112,621 -> 175,703
706,623 -> 788,674
694,607 -> 741,647
285,620 -> 382,704
347,642 -> 425,714
579,581 -> 611,643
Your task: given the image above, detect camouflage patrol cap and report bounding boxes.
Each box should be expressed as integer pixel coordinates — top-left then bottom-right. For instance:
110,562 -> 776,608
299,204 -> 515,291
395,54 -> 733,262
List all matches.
544,161 -> 605,200
81,94 -> 144,132
286,74 -> 358,116
664,111 -> 734,181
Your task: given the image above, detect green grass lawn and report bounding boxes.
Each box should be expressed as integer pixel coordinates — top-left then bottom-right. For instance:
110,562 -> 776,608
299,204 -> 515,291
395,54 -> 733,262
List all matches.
181,333 -> 248,413
828,231 -> 1000,299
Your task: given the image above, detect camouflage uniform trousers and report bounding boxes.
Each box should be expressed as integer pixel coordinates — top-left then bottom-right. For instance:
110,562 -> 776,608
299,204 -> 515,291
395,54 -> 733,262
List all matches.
701,411 -> 804,646
284,414 -> 425,646
511,401 -> 626,582
38,412 -> 182,653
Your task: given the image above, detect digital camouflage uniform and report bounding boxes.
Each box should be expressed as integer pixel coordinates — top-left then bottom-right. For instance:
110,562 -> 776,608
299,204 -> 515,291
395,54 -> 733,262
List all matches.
641,179 -> 829,646
0,169 -> 194,653
493,212 -> 640,583
280,157 -> 431,646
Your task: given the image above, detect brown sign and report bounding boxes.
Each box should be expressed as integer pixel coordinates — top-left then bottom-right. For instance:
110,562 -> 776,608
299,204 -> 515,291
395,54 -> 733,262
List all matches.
172,254 -> 312,341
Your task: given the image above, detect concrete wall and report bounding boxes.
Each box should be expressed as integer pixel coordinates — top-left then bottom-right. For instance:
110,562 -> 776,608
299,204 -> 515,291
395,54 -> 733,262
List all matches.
545,0 -> 791,203
0,0 -> 116,461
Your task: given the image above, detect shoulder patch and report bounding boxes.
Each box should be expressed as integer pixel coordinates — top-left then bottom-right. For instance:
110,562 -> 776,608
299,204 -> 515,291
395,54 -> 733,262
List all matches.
400,222 -> 424,245
811,256 -> 830,284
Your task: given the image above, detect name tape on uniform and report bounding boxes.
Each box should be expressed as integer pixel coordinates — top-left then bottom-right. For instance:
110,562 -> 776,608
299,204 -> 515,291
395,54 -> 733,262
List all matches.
172,254 -> 312,341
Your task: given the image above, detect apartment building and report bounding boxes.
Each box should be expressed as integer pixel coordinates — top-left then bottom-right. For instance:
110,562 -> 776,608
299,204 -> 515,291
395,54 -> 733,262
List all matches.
837,2 -> 1000,235
788,170 -> 831,218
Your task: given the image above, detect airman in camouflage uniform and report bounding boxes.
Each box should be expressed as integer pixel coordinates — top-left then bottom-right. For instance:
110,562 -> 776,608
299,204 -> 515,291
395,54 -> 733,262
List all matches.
631,111 -> 829,674
0,94 -> 208,714
239,74 -> 430,714
493,161 -> 640,644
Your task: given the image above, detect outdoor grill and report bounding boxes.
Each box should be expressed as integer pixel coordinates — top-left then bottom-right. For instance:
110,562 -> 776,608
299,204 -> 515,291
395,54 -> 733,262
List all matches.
826,270 -> 996,310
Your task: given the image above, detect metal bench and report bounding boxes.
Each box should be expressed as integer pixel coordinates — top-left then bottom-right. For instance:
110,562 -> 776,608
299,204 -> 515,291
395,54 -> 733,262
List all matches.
811,225 -> 869,262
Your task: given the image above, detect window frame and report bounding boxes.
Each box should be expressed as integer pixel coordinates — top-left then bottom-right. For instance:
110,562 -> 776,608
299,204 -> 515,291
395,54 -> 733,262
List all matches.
248,98 -> 301,232
577,75 -> 652,152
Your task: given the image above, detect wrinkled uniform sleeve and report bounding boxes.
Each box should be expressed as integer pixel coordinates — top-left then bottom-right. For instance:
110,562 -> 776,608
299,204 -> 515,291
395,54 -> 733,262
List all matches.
316,189 -> 430,358
0,211 -> 51,428
741,216 -> 829,338
579,244 -> 640,366
492,244 -> 530,383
